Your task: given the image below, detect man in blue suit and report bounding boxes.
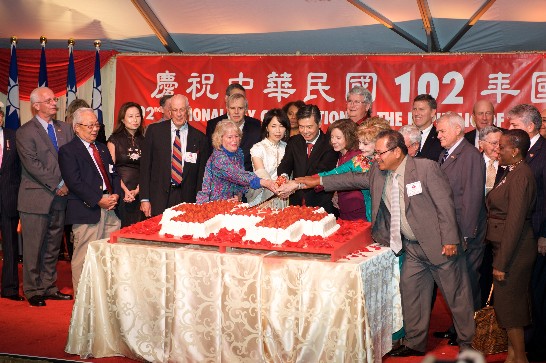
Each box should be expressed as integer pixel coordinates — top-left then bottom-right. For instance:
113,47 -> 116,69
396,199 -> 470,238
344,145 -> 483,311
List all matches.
59,108 -> 121,293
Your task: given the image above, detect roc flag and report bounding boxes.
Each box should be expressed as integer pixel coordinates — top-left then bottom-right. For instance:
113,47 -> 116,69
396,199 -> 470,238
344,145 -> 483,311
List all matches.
65,42 -> 77,112
5,41 -> 20,129
38,42 -> 48,87
91,46 -> 103,125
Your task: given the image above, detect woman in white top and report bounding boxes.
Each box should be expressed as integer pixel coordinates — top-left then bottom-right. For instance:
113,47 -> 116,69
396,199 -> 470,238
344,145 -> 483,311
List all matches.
247,109 -> 290,209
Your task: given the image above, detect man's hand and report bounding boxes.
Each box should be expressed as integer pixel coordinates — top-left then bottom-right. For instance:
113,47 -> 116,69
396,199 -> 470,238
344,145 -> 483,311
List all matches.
441,244 -> 458,257
140,201 -> 152,218
295,175 -> 321,189
277,180 -> 299,199
98,195 -> 118,210
56,185 -> 69,197
538,237 -> 546,256
493,268 -> 505,281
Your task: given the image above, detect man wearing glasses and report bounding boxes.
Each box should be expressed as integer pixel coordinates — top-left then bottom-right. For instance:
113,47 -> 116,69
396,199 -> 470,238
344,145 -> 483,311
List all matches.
345,86 -> 372,125
16,87 -> 74,307
464,100 -> 501,148
296,130 -> 474,356
58,108 -> 121,294
140,94 -> 209,217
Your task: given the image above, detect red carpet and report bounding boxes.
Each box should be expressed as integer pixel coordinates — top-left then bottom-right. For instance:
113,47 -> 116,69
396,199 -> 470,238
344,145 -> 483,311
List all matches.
0,258 -> 508,362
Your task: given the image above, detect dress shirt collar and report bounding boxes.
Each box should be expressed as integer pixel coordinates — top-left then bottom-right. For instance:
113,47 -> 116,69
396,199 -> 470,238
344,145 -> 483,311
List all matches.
530,133 -> 540,149
419,123 -> 433,149
446,136 -> 464,157
36,115 -> 53,131
306,132 -> 320,145
171,121 -> 188,133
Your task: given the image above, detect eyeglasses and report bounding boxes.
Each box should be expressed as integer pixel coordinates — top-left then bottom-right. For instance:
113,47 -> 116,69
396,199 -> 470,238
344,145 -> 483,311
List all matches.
77,123 -> 101,130
475,111 -> 494,117
35,97 -> 59,104
373,147 -> 396,157
346,100 -> 366,105
480,140 -> 499,146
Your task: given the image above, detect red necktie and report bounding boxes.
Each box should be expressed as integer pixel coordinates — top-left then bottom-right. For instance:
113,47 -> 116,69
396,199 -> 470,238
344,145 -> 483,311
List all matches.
307,143 -> 313,158
171,129 -> 183,185
90,143 -> 113,194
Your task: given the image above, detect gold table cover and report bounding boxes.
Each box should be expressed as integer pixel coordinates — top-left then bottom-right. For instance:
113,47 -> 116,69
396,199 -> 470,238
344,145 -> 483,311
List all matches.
65,239 -> 401,362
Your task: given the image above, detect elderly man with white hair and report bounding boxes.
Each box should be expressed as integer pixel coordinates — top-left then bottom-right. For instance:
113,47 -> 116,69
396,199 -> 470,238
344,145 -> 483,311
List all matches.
433,111 -> 487,345
399,124 -> 421,157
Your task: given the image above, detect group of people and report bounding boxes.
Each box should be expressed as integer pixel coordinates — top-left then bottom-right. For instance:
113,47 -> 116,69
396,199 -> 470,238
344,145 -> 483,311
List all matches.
0,83 -> 545,362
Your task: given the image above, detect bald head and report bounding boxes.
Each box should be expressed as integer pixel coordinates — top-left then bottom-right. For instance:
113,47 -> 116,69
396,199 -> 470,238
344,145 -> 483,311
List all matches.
170,94 -> 190,127
472,100 -> 495,131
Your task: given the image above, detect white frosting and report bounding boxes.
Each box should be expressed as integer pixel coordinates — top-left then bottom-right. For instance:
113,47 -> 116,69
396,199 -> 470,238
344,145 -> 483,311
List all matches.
159,202 -> 339,244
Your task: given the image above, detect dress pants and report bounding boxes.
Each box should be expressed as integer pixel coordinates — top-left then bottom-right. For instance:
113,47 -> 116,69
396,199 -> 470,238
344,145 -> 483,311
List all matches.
0,213 -> 20,296
20,200 -> 65,299
71,209 -> 120,294
401,239 -> 475,352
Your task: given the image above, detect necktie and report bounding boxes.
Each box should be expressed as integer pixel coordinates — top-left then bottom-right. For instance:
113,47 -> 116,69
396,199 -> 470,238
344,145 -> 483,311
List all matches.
90,143 -> 113,194
306,142 -> 313,158
390,172 -> 403,255
485,159 -> 496,194
171,129 -> 183,185
47,123 -> 59,152
440,149 -> 449,165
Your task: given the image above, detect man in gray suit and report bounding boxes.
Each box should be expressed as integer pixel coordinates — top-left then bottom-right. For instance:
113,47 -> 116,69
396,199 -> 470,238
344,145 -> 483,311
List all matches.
16,87 -> 74,307
434,112 -> 486,344
296,130 -> 475,356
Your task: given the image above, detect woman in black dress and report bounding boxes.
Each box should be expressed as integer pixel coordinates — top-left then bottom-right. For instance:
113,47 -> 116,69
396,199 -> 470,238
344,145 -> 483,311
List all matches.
107,102 -> 145,227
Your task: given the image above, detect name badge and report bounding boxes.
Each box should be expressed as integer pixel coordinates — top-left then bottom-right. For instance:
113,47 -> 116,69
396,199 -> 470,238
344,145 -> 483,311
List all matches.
406,181 -> 422,196
184,152 -> 197,163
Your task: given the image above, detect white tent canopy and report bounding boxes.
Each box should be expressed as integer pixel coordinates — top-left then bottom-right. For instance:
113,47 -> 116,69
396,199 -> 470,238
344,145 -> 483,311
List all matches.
2,0 -> 546,53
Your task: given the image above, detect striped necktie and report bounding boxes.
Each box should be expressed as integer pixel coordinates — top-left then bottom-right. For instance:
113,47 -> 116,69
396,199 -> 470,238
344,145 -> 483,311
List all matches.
440,149 -> 449,165
171,129 -> 183,185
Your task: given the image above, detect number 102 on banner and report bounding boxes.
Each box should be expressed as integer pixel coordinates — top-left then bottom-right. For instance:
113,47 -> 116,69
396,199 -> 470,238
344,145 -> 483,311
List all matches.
395,71 -> 464,104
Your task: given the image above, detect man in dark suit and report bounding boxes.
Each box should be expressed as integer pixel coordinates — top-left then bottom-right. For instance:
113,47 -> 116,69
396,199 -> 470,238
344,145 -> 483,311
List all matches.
0,108 -> 23,301
507,104 -> 546,362
277,105 -> 338,214
434,112 -> 486,344
59,108 -> 121,293
411,94 -> 443,161
297,130 -> 474,355
206,84 -> 261,171
477,125 -> 504,308
464,100 -> 498,148
16,87 -> 74,307
140,95 -> 209,217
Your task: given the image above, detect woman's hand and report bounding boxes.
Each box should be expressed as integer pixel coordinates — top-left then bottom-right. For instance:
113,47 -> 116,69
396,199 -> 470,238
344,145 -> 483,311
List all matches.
260,179 -> 278,194
493,268 -> 506,282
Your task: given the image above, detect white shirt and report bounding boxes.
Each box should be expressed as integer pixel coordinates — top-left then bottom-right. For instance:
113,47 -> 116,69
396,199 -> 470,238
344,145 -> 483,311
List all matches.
79,137 -> 108,190
445,136 -> 465,158
419,123 -> 433,151
530,133 -> 540,149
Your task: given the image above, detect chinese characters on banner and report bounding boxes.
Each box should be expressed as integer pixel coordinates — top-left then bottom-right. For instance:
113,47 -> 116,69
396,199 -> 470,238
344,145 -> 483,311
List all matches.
115,54 -> 546,133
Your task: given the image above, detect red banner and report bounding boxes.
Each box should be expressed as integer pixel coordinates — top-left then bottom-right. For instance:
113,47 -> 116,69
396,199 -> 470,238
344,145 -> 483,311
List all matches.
115,53 -> 546,133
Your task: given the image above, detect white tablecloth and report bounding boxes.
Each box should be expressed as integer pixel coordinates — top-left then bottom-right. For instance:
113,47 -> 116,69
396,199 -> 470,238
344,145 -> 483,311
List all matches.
65,239 -> 401,362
